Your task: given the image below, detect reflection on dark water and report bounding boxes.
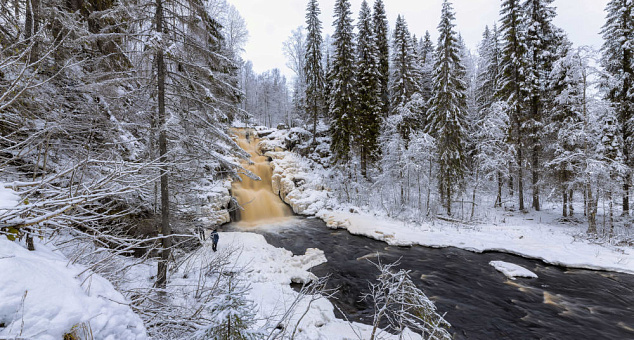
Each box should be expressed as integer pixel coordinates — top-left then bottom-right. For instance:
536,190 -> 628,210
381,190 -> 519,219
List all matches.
228,218 -> 634,339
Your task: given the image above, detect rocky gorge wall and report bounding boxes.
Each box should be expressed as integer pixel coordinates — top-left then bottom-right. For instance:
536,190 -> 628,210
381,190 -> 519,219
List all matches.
254,130 -> 333,217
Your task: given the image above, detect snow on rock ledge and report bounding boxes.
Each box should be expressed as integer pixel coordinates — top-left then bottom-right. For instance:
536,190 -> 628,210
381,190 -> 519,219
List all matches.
0,239 -> 147,340
200,180 -> 232,225
490,261 -> 538,280
257,138 -> 333,216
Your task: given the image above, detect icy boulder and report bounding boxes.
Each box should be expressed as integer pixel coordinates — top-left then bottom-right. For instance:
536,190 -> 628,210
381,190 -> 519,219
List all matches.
490,261 -> 538,280
0,239 -> 148,340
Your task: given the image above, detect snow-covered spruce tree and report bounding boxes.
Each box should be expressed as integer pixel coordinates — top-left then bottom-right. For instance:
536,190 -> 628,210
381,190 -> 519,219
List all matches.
373,0 -> 390,118
328,0 -> 357,164
355,0 -> 382,178
598,109 -> 628,233
601,0 -> 634,216
390,15 -> 423,144
498,0 -> 529,211
427,0 -> 468,216
304,0 -> 326,144
547,42 -> 588,218
475,24 -> 510,207
522,0 -> 567,211
476,25 -> 502,118
192,275 -> 262,340
419,30 -> 436,116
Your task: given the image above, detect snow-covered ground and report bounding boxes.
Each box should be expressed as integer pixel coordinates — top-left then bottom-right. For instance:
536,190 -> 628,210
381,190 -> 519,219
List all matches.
0,238 -> 147,340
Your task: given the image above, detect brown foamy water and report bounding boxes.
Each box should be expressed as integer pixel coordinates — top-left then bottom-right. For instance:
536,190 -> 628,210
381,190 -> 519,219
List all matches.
231,129 -> 292,226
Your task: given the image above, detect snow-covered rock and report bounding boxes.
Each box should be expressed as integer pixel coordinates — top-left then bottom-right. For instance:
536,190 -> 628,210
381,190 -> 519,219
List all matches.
200,180 -> 232,225
0,239 -> 147,340
489,261 -> 538,280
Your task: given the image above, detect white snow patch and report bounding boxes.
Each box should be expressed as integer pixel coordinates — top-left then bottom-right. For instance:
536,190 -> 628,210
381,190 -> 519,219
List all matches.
489,261 -> 538,280
0,239 -> 147,340
0,184 -> 20,210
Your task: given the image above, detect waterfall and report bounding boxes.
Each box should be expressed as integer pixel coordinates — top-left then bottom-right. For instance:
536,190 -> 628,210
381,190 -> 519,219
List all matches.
231,129 -> 292,225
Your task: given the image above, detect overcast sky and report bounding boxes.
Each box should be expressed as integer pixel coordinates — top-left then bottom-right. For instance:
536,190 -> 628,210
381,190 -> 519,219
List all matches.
228,0 -> 609,78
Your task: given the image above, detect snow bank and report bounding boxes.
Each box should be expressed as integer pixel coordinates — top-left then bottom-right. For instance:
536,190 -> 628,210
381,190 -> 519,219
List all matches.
0,239 -> 147,340
489,261 -> 538,280
317,209 -> 634,275
214,231 -> 423,340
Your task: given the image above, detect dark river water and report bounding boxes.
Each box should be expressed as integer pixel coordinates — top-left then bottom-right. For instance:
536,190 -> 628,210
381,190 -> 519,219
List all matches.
228,217 -> 634,340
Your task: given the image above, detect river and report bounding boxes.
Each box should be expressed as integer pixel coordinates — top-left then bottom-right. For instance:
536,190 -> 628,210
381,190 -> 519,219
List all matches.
228,217 -> 634,340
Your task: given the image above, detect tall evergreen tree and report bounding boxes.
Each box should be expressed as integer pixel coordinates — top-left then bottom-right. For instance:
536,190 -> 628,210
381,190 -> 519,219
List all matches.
420,30 -> 435,102
304,0 -> 326,145
373,0 -> 390,118
548,43 -> 586,217
601,0 -> 634,216
522,0 -> 565,211
390,15 -> 422,142
428,0 -> 468,215
356,0 -> 382,177
476,25 -> 502,114
475,24 -> 507,206
498,0 -> 529,211
329,0 -> 357,164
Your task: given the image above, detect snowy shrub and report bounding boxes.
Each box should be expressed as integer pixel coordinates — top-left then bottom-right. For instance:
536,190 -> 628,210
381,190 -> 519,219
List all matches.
364,258 -> 451,340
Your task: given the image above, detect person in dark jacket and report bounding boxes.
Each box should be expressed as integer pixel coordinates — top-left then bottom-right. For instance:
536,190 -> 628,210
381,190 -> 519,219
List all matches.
211,229 -> 219,252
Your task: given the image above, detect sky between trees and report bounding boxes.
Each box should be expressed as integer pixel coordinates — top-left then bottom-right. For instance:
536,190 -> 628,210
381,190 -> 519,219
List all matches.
230,0 -> 608,78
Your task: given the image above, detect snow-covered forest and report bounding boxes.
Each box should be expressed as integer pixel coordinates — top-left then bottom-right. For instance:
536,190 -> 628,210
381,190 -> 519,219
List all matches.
1,0 -> 634,338
264,0 -> 634,239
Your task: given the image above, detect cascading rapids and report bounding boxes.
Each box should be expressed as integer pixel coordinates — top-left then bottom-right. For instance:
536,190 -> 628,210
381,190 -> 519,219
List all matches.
231,129 -> 292,225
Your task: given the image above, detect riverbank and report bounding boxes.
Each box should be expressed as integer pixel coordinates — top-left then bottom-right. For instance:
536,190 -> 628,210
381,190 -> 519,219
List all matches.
255,127 -> 634,275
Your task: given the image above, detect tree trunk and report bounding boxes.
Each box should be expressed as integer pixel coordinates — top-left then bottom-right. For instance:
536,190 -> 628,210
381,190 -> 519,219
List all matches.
28,0 -> 40,62
568,189 -> 574,216
311,99 -> 318,146
471,169 -> 479,220
495,171 -> 502,208
446,179 -> 452,216
155,0 -> 171,289
624,177 -> 630,217
563,188 -> 568,217
586,184 -> 597,234
532,142 -> 540,211
518,145 -> 524,211
360,146 -> 367,179
426,158 -> 432,216
609,190 -> 614,236
25,0 -> 33,41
